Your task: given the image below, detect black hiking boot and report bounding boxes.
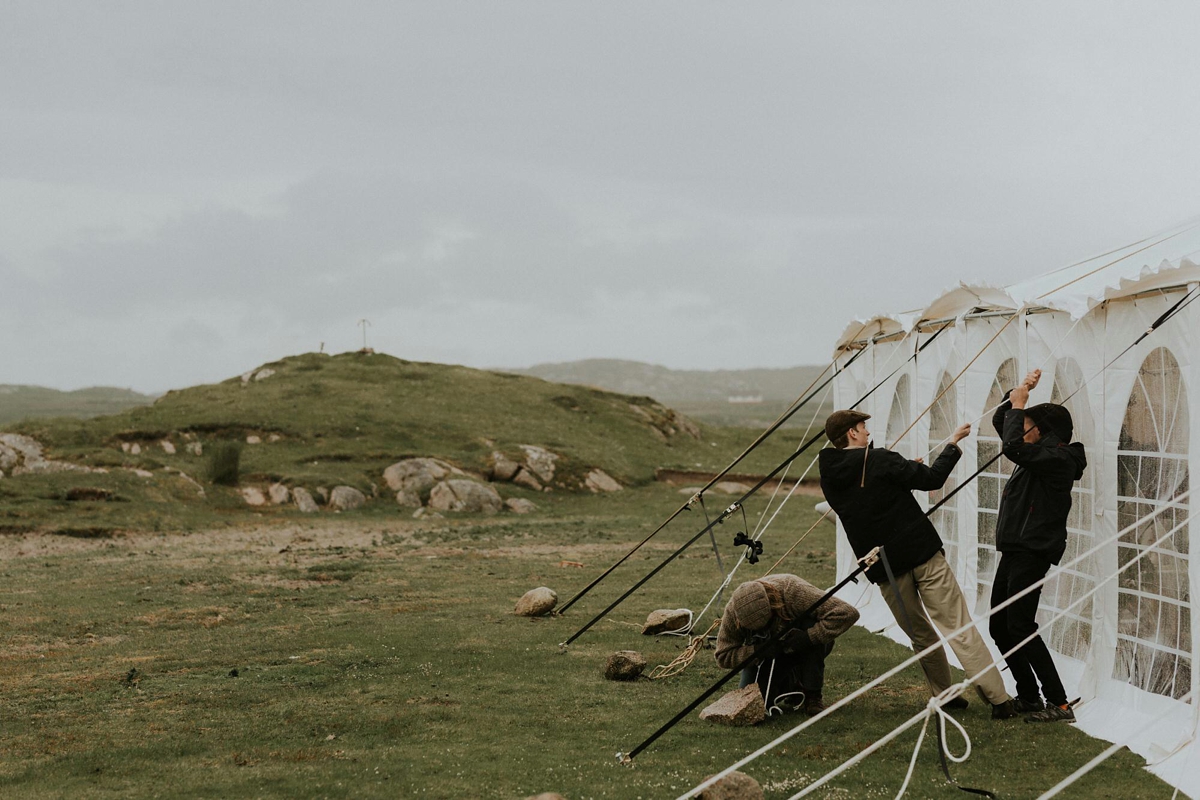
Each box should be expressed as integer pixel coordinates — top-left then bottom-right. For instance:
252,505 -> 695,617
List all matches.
1012,697 -> 1045,714
941,695 -> 969,711
804,693 -> 827,717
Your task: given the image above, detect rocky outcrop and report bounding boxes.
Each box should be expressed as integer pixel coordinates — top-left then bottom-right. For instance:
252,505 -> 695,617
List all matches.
519,445 -> 558,482
1,433 -> 94,476
490,452 -> 521,482
241,367 -> 276,385
428,480 -> 503,514
642,608 -> 690,635
699,685 -> 766,727
292,487 -> 320,513
505,498 -> 537,514
511,469 -> 543,491
246,435 -> 262,445
395,489 -> 422,509
268,483 -> 290,505
383,458 -> 462,499
585,469 -> 622,493
160,440 -> 176,455
696,770 -> 765,800
241,487 -> 267,506
713,481 -> 752,495
604,651 -> 646,681
186,442 -> 203,456
329,486 -> 366,511
515,587 -> 557,617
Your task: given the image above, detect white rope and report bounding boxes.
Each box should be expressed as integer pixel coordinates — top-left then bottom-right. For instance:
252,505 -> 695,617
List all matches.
783,496 -> 1194,800
686,451 -> 823,633
1036,691 -> 1193,799
688,334 -> 920,633
678,488 -> 1191,800
921,310 -> 1086,458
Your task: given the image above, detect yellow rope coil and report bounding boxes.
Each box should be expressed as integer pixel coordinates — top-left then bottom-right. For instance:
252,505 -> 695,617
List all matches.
648,620 -> 720,680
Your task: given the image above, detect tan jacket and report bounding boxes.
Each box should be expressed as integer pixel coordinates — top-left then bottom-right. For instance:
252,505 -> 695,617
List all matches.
714,574 -> 859,670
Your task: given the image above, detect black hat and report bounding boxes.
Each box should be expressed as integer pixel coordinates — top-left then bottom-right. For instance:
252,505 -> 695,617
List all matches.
1026,403 -> 1073,443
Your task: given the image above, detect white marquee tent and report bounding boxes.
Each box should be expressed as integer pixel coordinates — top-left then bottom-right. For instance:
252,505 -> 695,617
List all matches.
829,218 -> 1200,793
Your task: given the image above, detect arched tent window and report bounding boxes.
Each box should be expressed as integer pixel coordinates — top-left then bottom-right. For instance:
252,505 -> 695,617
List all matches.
886,374 -> 912,459
929,371 -> 960,570
976,358 -> 1019,613
1114,347 -> 1191,699
1040,358 -> 1097,661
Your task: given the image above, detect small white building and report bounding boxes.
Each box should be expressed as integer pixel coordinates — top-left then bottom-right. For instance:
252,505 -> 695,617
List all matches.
830,219 -> 1200,792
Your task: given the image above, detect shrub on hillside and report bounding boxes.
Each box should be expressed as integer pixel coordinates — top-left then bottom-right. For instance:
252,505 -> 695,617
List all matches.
207,442 -> 242,486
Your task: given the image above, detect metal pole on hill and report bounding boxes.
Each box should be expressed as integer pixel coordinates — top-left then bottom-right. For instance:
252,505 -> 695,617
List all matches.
358,318 -> 372,351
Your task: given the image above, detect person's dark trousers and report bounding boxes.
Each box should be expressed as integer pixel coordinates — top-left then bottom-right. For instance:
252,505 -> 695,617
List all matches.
989,551 -> 1068,707
739,642 -> 834,704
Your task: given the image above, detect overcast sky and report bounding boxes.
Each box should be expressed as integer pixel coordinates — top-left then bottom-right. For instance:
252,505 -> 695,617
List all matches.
4,3 -> 1200,393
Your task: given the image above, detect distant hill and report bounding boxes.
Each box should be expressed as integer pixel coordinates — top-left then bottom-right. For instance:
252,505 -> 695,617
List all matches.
0,385 -> 155,425
507,359 -> 833,430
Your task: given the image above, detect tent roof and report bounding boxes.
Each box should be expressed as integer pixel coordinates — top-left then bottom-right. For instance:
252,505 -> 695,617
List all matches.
834,218 -> 1200,353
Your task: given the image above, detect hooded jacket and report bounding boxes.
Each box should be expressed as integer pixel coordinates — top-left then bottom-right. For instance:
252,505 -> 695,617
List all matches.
991,394 -> 1087,563
819,442 -> 961,583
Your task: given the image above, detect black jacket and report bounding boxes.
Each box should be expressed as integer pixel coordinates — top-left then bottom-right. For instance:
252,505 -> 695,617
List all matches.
819,442 -> 961,583
992,394 -> 1087,564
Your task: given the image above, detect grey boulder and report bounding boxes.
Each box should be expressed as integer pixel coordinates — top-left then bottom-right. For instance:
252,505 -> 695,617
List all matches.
292,487 -> 320,513
329,485 -> 366,511
697,770 -> 765,800
642,608 -> 691,635
515,587 -> 557,617
699,685 -> 766,727
428,480 -> 502,514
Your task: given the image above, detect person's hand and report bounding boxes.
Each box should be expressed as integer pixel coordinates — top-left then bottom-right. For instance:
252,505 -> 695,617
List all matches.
951,422 -> 971,444
1022,369 -> 1042,391
780,627 -> 813,653
914,457 -> 924,464
1010,385 -> 1030,409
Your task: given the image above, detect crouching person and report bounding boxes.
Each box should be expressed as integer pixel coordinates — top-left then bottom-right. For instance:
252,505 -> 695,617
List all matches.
715,574 -> 859,715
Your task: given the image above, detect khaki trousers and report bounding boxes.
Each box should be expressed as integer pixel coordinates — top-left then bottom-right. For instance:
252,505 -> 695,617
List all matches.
878,551 -> 1010,705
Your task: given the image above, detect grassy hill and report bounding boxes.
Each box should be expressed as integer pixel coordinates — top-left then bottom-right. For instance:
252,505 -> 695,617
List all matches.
0,352 -> 807,533
0,384 -> 154,425
508,358 -> 833,430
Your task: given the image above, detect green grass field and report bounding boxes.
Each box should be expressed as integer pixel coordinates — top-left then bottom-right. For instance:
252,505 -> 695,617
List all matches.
0,484 -> 1173,799
0,355 -> 1177,798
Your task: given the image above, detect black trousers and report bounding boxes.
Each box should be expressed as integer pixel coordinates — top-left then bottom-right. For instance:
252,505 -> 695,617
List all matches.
739,641 -> 834,704
989,551 -> 1067,707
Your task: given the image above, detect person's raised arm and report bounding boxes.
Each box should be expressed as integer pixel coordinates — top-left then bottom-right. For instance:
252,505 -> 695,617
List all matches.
889,422 -> 969,490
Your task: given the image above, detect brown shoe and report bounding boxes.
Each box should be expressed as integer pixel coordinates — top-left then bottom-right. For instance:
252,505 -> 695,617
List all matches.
804,693 -> 827,716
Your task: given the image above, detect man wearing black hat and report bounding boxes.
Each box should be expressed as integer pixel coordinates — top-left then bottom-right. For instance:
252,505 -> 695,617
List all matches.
989,368 -> 1087,723
820,409 -> 1016,718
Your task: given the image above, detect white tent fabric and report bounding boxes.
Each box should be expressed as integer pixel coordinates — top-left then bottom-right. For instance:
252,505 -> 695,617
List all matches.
829,223 -> 1200,796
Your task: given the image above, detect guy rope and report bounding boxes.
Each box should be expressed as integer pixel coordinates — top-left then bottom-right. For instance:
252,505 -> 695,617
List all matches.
678,489 -> 1193,799
672,282 -> 1200,798
555,337 -> 862,617
559,324 -> 950,647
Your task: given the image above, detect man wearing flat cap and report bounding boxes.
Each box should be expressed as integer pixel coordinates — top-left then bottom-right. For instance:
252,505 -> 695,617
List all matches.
819,408 -> 1017,719
989,369 -> 1087,723
715,574 -> 859,715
